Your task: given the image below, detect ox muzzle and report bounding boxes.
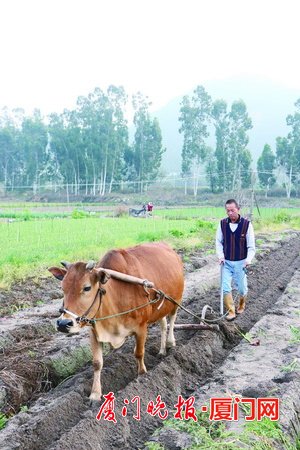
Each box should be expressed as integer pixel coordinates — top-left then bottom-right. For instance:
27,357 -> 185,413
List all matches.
56,318 -> 74,333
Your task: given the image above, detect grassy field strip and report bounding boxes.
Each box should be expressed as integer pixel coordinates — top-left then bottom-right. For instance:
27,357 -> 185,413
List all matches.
1,205 -> 300,221
155,206 -> 300,219
0,206 -> 300,288
0,216 -> 207,287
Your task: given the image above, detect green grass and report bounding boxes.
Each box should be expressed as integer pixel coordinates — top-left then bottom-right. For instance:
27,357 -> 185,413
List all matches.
0,205 -> 299,288
0,210 -> 70,220
146,410 -> 299,449
0,215 -> 216,287
155,207 -> 224,220
289,325 -> 300,344
158,206 -> 300,220
280,358 -> 300,373
0,413 -> 8,430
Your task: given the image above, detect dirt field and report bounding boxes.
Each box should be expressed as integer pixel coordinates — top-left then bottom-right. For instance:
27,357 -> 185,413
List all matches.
0,231 -> 300,449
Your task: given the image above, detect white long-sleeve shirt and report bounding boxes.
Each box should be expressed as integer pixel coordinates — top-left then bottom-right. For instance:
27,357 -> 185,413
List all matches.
215,219 -> 256,264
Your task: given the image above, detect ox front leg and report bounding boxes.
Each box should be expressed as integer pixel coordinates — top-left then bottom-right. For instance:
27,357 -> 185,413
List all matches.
158,317 -> 167,356
167,309 -> 178,349
89,328 -> 103,401
134,326 -> 147,374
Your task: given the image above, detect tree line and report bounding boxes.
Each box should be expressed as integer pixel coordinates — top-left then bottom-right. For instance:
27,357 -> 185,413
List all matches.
0,84 -> 299,197
0,87 -> 164,195
179,86 -> 300,198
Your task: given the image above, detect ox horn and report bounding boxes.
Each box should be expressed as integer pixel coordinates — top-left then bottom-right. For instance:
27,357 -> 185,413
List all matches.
61,260 -> 72,269
86,260 -> 96,270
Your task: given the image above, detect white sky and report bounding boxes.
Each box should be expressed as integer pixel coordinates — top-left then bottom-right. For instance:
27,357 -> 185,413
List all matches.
1,0 -> 300,116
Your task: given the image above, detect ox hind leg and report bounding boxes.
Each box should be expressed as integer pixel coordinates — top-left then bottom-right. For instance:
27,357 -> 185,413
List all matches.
134,325 -> 147,374
167,307 -> 179,349
158,317 -> 167,356
89,328 -> 103,401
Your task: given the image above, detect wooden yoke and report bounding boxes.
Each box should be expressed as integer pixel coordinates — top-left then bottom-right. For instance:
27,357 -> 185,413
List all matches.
95,267 -> 154,288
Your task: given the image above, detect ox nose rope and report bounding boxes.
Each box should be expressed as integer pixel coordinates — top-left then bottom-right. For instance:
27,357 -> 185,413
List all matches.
60,287 -> 106,326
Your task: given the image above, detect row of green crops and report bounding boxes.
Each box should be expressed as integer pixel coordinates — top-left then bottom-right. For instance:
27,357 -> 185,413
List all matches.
0,208 -> 104,221
156,206 -> 300,231
155,206 -> 300,221
1,203 -> 300,222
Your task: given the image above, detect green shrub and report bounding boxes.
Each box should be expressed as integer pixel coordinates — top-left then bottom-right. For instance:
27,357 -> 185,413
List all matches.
137,231 -> 167,242
289,325 -> 300,343
273,211 -> 292,223
195,219 -> 214,229
71,209 -> 89,219
189,219 -> 214,234
169,229 -> 184,238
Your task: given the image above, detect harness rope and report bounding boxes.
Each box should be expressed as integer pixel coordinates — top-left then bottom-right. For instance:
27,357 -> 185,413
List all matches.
89,295 -> 164,323
59,278 -> 225,326
151,288 -> 228,323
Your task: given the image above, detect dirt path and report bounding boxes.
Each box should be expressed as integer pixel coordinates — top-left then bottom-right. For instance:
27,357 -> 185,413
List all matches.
0,231 -> 300,449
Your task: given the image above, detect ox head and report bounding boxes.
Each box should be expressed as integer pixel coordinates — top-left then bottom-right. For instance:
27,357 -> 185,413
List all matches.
49,260 -> 110,334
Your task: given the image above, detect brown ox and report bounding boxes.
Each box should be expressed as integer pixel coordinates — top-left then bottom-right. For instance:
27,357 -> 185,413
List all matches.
49,242 -> 184,400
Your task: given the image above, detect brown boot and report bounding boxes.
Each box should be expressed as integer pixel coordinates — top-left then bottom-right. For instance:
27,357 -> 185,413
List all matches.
224,293 -> 236,321
237,296 -> 246,314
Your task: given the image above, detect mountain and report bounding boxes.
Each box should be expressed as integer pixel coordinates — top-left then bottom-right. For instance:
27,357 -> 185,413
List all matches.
153,77 -> 300,174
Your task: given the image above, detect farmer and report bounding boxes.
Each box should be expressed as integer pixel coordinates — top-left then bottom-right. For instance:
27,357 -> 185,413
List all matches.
216,199 -> 256,321
147,202 -> 153,216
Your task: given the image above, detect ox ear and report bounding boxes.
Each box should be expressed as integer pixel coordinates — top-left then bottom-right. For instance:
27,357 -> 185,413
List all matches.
96,269 -> 111,285
48,267 -> 67,281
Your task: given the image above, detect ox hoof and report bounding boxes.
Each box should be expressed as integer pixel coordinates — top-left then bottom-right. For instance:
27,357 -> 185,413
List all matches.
158,349 -> 167,357
138,367 -> 147,375
89,392 -> 102,403
166,341 -> 176,349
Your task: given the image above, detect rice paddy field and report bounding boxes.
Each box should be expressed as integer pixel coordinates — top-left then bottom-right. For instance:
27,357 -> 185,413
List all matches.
0,203 -> 300,287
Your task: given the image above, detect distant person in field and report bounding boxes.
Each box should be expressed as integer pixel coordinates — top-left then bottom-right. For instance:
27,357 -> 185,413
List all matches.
147,202 -> 153,216
216,199 -> 256,321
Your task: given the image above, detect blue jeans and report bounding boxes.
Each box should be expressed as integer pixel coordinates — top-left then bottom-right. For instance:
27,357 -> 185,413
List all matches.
222,260 -> 248,296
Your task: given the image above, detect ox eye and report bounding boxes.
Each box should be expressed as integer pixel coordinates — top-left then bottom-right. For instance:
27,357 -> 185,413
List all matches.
83,286 -> 92,292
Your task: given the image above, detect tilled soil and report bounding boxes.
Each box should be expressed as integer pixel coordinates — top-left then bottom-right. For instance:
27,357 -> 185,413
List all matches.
0,231 -> 300,449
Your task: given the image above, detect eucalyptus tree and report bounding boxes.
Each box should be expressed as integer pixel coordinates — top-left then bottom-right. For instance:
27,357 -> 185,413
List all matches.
204,146 -> 218,193
275,99 -> 300,198
179,86 -> 212,196
0,127 -> 16,190
21,109 -> 48,193
48,110 -> 83,195
38,131 -> 64,191
211,99 -> 230,191
0,108 -> 25,191
48,112 -> 67,186
257,144 -> 276,196
76,88 -> 108,195
132,92 -> 164,193
228,100 -> 252,190
106,85 -> 128,193
75,86 -> 129,195
285,99 -> 300,197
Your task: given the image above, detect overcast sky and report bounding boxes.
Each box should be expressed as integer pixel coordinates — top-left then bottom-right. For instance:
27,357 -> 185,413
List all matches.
1,0 -> 300,116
